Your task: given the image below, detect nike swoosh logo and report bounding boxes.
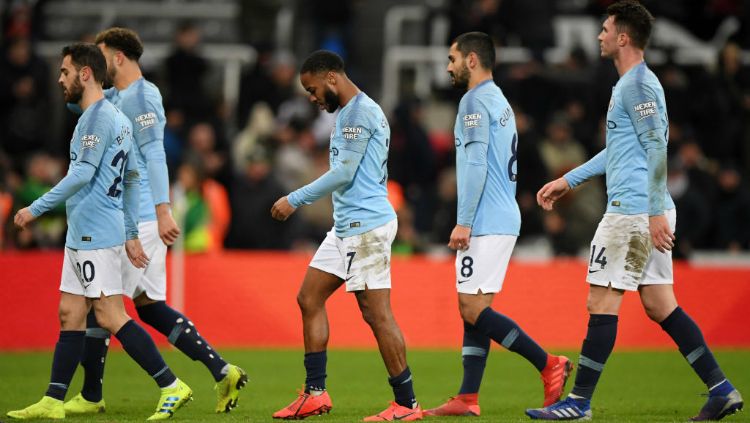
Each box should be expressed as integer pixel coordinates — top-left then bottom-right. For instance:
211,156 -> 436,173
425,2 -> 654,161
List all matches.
457,280 -> 470,284
345,276 -> 354,281
394,411 -> 416,420
588,269 -> 601,274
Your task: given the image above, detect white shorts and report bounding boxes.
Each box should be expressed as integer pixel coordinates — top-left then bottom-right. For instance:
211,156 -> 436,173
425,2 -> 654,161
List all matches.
309,219 -> 397,292
122,221 -> 167,300
455,235 -> 517,294
60,246 -> 124,298
587,209 -> 676,291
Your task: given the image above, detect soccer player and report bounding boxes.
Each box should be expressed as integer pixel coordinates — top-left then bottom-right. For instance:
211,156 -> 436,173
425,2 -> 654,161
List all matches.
526,2 -> 743,421
7,43 -> 192,421
60,28 -> 247,416
270,50 -> 423,421
424,32 -> 572,418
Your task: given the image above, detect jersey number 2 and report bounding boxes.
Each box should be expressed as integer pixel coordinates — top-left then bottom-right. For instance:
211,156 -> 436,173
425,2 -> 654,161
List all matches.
107,150 -> 128,198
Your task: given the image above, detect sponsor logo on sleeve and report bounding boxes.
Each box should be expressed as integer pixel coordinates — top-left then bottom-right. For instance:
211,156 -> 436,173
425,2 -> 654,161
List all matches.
134,112 -> 157,130
342,126 -> 363,140
81,134 -> 100,149
463,113 -> 482,129
633,101 -> 656,121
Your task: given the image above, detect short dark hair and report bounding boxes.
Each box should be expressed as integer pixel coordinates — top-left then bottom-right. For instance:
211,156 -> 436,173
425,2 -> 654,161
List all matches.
62,43 -> 107,83
300,50 -> 345,75
95,27 -> 144,61
607,0 -> 654,50
452,32 -> 495,70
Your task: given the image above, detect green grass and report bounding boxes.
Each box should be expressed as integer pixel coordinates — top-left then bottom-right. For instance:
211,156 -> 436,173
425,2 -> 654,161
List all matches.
1,349 -> 748,422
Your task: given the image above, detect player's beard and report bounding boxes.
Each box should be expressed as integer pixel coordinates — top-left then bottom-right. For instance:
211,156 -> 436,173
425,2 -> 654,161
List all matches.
63,77 -> 84,104
450,62 -> 471,90
322,86 -> 340,113
105,65 -> 117,88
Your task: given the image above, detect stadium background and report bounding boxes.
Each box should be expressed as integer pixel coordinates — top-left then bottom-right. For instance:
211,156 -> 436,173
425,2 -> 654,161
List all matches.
1,0 -> 749,350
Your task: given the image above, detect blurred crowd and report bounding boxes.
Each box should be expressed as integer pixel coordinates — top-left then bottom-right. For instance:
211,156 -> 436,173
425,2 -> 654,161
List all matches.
1,0 -> 749,258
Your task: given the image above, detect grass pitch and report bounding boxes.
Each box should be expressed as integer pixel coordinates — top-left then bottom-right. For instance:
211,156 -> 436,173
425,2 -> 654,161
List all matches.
1,348 -> 747,422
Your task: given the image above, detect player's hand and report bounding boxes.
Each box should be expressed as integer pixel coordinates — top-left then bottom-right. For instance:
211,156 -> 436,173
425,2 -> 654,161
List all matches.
536,178 -> 571,211
13,207 -> 36,229
448,224 -> 472,251
271,196 -> 296,221
156,204 -> 180,246
125,239 -> 150,269
649,214 -> 675,253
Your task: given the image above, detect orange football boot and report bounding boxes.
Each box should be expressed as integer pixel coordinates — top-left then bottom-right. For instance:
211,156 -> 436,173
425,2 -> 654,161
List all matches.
540,355 -> 573,407
424,393 -> 480,416
272,389 -> 332,419
363,402 -> 423,421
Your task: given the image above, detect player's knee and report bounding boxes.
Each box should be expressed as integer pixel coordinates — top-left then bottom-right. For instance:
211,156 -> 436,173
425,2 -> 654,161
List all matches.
296,291 -> 319,313
643,302 -> 673,323
57,305 -> 79,328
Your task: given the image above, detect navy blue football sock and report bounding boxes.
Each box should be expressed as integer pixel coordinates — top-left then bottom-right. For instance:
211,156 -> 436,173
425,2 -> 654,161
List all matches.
81,310 -> 110,402
303,351 -> 327,393
474,307 -> 547,371
137,301 -> 227,382
46,331 -> 85,400
458,321 -> 490,395
709,379 -> 735,397
660,307 -> 728,391
570,314 -> 618,400
389,366 -> 417,409
115,320 -> 176,388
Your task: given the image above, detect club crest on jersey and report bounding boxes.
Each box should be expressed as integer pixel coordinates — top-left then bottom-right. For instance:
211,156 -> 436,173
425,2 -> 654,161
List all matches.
463,113 -> 481,129
608,96 -> 615,111
633,101 -> 656,121
343,126 -> 363,140
81,134 -> 100,149
135,112 -> 157,130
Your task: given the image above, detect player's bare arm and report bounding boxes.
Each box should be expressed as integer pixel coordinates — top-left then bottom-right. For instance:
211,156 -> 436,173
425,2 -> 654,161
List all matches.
271,196 -> 296,221
13,207 -> 36,229
536,178 -> 571,211
448,224 -> 471,251
155,203 -> 180,245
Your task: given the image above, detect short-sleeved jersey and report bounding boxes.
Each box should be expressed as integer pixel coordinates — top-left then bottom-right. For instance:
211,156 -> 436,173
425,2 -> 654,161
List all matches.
106,78 -> 166,222
66,99 -> 135,249
330,92 -> 396,237
454,79 -> 520,236
605,62 -> 675,215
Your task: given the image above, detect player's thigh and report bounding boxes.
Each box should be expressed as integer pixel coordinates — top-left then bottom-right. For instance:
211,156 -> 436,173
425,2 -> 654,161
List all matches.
641,208 -> 677,286
123,221 -> 167,302
298,266 -> 344,308
340,219 -> 397,292
61,246 -> 124,299
92,294 -> 130,332
455,235 -> 516,295
587,213 -> 651,292
354,287 -> 394,323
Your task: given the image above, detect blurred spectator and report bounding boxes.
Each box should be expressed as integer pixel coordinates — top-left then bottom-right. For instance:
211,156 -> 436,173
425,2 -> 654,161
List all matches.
538,112 -> 587,176
164,22 -> 213,122
514,107 -> 548,238
431,168 -> 458,245
712,164 -> 750,251
389,98 -> 438,238
667,159 -> 711,258
173,156 -> 229,253
236,50 -> 298,129
13,153 -> 66,248
0,36 -> 51,163
225,145 -> 294,249
185,122 -> 232,188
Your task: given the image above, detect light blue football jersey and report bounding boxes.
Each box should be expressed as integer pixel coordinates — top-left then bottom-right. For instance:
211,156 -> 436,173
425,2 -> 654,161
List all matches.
65,99 -> 135,249
106,78 -> 168,222
454,79 -> 520,236
329,92 -> 395,237
604,62 -> 675,214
